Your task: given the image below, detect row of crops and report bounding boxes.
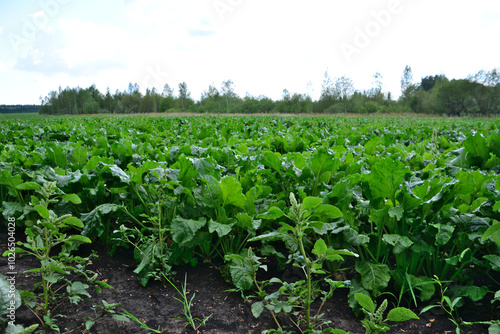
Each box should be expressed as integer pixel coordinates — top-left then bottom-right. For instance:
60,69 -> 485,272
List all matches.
1,115 -> 500,332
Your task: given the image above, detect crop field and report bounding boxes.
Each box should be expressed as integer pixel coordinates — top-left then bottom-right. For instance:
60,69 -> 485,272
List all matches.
1,114 -> 499,333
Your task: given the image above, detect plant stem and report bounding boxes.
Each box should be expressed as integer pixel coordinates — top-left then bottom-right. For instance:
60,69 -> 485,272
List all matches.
296,223 -> 312,330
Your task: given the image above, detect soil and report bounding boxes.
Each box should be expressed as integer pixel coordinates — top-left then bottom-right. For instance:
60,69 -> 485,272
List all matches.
0,235 -> 494,334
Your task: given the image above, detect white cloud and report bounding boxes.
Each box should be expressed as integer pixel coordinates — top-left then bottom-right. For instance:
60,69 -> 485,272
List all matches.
57,18 -> 128,70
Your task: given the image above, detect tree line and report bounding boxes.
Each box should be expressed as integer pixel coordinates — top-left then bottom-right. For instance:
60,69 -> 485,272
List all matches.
39,67 -> 500,116
0,105 -> 40,114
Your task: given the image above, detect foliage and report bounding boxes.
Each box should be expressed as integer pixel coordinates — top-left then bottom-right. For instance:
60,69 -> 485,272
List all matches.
1,114 -> 499,330
3,182 -> 111,333
37,67 -> 500,115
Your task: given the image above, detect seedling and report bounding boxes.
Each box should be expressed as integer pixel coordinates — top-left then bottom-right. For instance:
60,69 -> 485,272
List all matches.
4,182 -> 111,333
246,193 -> 358,332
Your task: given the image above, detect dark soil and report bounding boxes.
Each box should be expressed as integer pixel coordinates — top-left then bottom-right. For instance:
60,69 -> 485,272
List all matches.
1,236 -> 493,334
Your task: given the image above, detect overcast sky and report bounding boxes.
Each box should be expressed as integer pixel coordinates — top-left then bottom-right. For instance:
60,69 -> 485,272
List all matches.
0,0 -> 499,104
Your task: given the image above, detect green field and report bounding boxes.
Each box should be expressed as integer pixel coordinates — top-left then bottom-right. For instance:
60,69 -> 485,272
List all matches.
1,114 -> 499,333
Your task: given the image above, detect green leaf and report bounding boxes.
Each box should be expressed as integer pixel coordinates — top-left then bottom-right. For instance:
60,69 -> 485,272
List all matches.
67,281 -> 91,299
47,143 -> 68,168
388,206 -> 404,221
431,223 -> 455,246
171,217 -> 207,245
229,258 -> 254,291
315,204 -> 343,219
369,157 -> 409,200
302,197 -> 323,211
68,235 -> 92,243
383,234 -> 414,254
451,285 -> 488,302
208,219 -> 234,237
82,204 -> 123,237
1,274 -> 21,316
482,222 -> 500,247
257,206 -> 285,220
386,307 -> 419,322
355,261 -> 391,296
408,275 -> 435,302
312,239 -> 328,256
251,301 -> 265,318
61,193 -> 81,204
63,217 -> 84,228
6,324 -> 39,334
261,151 -> 282,173
16,182 -> 41,191
489,323 -> 500,334
2,201 -> 24,218
464,133 -> 489,166
354,293 -> 375,314
129,161 -> 161,185
113,314 -> 131,322
72,145 -> 88,165
484,254 -> 500,271
34,205 -> 49,219
219,176 -> 246,209
85,320 -> 95,330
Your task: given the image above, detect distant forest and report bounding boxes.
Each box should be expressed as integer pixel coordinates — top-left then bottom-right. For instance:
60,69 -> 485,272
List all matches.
39,67 -> 500,116
0,105 -> 40,114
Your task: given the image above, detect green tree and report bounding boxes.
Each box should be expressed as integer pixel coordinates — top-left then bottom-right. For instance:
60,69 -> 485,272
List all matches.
400,65 -> 418,112
139,88 -> 157,113
178,82 -> 192,110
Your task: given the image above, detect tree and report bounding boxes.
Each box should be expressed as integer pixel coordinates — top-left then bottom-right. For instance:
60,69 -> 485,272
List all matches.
221,79 -> 236,112
162,83 -> 174,97
401,65 -> 413,94
468,68 -> 500,114
400,65 -> 418,111
139,88 -> 157,113
178,82 -> 192,110
320,70 -> 335,102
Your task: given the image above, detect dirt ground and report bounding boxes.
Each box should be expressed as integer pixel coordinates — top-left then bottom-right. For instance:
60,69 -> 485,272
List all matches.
1,235 -> 493,334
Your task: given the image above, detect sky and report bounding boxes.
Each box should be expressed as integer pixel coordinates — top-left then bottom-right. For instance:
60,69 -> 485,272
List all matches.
0,0 -> 499,105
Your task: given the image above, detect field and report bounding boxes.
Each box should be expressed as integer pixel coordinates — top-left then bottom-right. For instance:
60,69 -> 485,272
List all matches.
1,114 -> 499,334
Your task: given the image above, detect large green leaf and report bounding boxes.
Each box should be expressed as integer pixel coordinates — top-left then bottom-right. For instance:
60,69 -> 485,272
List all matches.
408,274 -> 435,302
464,133 -> 489,167
171,217 -> 207,246
16,182 -> 41,191
355,261 -> 391,296
261,151 -> 282,173
219,176 -> 246,209
47,143 -> 68,168
482,222 -> 500,247
315,204 -> 343,219
129,161 -> 162,185
431,223 -> 455,246
302,196 -> 323,211
257,206 -> 285,220
383,234 -> 413,254
229,256 -> 254,291
81,204 -> 123,237
72,145 -> 88,165
1,274 -> 21,316
369,158 -> 409,200
2,201 -> 24,219
208,219 -> 234,237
